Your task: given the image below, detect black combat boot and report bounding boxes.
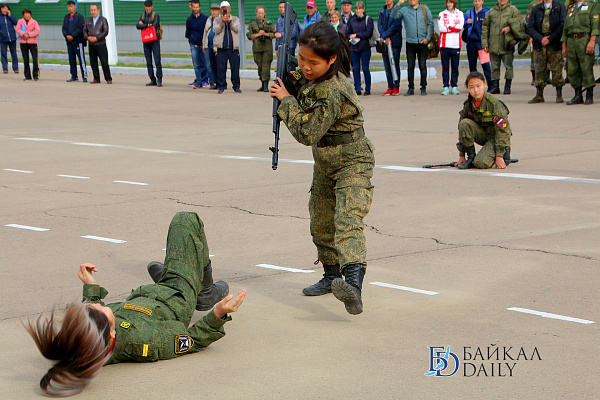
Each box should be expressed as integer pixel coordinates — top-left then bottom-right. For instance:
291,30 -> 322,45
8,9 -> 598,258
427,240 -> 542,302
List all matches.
528,86 -> 544,103
257,82 -> 265,92
584,87 -> 594,105
489,80 -> 500,94
566,88 -> 583,105
196,261 -> 230,311
147,261 -> 229,311
458,145 -> 476,169
556,86 -> 563,103
530,70 -> 535,86
263,81 -> 269,92
503,147 -> 511,166
303,264 -> 342,296
331,264 -> 365,315
503,79 -> 512,95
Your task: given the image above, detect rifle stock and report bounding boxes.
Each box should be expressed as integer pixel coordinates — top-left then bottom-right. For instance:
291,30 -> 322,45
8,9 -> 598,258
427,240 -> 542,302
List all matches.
271,2 -> 298,170
422,159 -> 519,168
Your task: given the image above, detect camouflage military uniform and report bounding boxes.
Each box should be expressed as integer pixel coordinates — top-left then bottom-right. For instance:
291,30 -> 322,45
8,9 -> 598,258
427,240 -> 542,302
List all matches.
83,212 -> 231,364
277,70 -> 375,270
247,18 -> 276,83
527,0 -> 543,74
481,1 -> 522,80
457,93 -> 512,169
561,0 -> 600,90
529,2 -> 566,88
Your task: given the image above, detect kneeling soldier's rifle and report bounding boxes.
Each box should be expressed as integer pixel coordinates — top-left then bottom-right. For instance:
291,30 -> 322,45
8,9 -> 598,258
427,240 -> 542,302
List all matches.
271,2 -> 298,170
422,159 -> 519,168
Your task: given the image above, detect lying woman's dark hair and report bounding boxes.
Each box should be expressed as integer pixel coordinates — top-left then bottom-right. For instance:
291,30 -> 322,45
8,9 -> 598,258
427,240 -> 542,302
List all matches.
297,21 -> 351,84
24,302 -> 112,397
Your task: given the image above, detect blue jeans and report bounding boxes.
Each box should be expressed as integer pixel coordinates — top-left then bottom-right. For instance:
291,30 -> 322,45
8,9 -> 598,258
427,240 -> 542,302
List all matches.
466,40 -> 492,86
1,40 -> 18,72
66,40 -> 87,80
143,40 -> 162,82
204,49 -> 214,84
190,45 -> 208,86
441,47 -> 460,88
351,49 -> 371,92
382,45 -> 401,89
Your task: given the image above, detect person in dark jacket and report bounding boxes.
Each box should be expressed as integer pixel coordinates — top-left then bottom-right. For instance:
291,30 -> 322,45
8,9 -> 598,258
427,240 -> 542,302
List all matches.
347,1 -> 374,95
0,4 -> 18,74
378,0 -> 403,95
186,0 -> 209,88
527,0 -> 566,103
463,0 -> 492,87
84,4 -> 112,84
62,1 -> 87,82
136,0 -> 162,86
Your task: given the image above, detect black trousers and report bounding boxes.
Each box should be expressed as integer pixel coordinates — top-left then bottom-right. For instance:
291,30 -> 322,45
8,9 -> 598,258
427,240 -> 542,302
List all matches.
143,40 -> 162,82
66,40 -> 87,80
20,43 -> 39,79
405,42 -> 428,90
215,48 -> 240,90
89,42 -> 112,82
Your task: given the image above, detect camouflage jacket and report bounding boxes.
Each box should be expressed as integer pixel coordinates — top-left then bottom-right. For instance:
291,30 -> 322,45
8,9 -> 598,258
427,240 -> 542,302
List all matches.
481,1 -> 522,53
277,70 -> 364,147
561,0 -> 600,40
247,18 -> 276,52
459,93 -> 512,155
83,283 -> 230,364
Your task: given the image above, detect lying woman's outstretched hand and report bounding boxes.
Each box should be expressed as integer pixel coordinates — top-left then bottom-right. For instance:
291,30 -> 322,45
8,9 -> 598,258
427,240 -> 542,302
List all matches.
214,289 -> 247,318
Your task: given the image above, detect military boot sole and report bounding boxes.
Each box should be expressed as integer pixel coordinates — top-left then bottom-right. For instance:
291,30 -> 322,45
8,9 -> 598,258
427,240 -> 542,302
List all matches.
528,97 -> 544,104
147,261 -> 165,283
196,280 -> 229,311
302,279 -> 333,296
331,278 -> 363,315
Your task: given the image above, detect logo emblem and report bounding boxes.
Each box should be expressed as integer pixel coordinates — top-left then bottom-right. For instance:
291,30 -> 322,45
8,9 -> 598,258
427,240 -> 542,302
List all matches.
120,321 -> 131,329
175,335 -> 194,354
425,346 -> 460,377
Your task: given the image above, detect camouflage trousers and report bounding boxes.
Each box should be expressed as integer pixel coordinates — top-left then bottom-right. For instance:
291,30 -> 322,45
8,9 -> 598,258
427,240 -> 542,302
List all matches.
566,36 -> 596,89
490,52 -> 514,80
458,119 -> 502,169
253,50 -> 273,82
533,46 -> 564,88
309,137 -> 375,270
158,211 -> 209,324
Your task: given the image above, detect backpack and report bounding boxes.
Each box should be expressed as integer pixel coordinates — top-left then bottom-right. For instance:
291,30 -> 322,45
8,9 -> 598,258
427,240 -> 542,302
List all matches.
421,5 -> 439,59
366,16 -> 380,47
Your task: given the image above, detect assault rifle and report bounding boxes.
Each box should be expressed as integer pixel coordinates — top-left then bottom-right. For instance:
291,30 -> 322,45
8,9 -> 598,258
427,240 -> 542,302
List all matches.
422,159 -> 519,168
271,2 -> 298,170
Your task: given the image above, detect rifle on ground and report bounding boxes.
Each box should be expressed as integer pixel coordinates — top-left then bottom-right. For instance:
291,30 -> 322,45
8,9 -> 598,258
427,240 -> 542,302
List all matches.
271,2 -> 298,170
386,41 -> 398,82
422,159 -> 519,168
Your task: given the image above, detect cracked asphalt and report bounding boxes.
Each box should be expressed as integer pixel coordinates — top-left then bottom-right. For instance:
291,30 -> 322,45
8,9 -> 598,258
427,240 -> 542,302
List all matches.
1,69 -> 598,399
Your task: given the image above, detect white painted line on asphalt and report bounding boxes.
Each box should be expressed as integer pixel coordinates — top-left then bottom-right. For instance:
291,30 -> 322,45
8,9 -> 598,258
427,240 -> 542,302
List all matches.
4,169 -> 33,173
369,282 -> 439,295
57,174 -> 90,179
256,264 -> 315,273
113,180 -> 149,186
10,137 -> 600,185
81,235 -> 127,243
5,224 -> 49,232
507,307 -> 595,324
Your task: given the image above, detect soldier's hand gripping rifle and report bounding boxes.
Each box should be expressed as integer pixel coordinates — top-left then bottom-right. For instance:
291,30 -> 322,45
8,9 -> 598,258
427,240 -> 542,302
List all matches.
271,2 -> 298,170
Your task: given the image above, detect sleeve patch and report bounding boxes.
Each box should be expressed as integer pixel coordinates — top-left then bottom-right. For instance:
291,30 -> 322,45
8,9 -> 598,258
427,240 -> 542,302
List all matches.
124,303 -> 153,316
301,114 -> 311,124
593,14 -> 599,20
292,70 -> 303,81
175,335 -> 194,354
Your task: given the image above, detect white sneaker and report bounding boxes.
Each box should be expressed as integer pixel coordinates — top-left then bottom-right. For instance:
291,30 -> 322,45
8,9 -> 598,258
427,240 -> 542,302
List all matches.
441,87 -> 450,95
451,87 -> 460,95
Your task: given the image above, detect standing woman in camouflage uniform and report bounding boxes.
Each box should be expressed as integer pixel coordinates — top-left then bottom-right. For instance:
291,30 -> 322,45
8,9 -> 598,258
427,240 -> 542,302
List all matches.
247,5 -> 276,92
25,212 -> 245,397
481,0 -> 521,94
271,21 -> 375,315
561,0 -> 600,104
